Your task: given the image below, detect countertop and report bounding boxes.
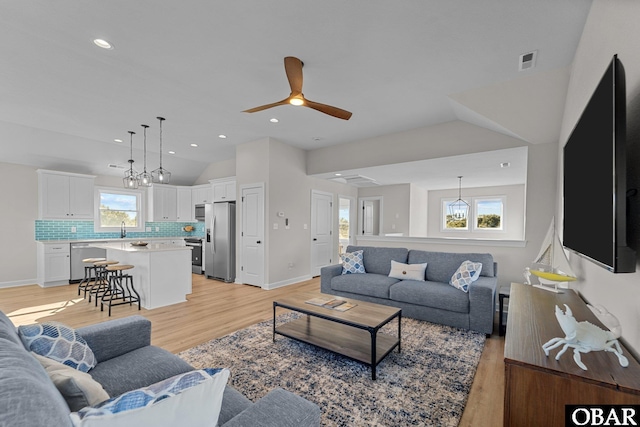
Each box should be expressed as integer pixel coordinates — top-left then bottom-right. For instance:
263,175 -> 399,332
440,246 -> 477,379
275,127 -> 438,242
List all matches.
36,236 -> 201,244
91,242 -> 192,252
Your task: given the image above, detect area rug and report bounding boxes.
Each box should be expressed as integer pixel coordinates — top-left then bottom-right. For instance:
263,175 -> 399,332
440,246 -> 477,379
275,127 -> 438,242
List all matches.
178,313 -> 486,426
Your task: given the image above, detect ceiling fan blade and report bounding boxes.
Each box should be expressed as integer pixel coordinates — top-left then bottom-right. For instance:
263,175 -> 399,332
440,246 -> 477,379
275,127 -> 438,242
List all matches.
242,98 -> 290,113
305,99 -> 352,120
284,56 -> 303,95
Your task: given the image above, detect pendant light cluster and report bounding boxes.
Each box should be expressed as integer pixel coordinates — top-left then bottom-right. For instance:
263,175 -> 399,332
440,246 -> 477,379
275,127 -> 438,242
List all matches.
122,116 -> 171,189
448,176 -> 470,221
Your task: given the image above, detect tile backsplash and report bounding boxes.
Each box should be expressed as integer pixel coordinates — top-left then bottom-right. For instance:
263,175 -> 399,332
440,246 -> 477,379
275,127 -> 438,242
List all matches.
35,220 -> 205,241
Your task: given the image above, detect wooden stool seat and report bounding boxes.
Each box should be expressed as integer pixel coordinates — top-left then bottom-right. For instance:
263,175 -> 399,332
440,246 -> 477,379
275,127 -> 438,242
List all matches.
106,264 -> 134,271
94,260 -> 119,267
82,257 -> 106,263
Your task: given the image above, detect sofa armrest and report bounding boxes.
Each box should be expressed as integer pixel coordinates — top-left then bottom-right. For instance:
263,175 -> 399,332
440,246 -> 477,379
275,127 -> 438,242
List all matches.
320,264 -> 342,294
468,276 -> 498,335
223,388 -> 320,427
76,315 -> 151,363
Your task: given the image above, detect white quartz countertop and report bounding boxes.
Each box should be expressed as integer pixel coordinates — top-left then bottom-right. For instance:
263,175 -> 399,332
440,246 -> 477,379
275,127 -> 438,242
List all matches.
36,236 -> 201,244
91,242 -> 192,252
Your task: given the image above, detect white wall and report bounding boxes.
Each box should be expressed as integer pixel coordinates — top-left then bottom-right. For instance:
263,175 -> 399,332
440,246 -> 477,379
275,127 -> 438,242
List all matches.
0,163 -> 38,287
194,158 -> 236,184
358,184 -> 411,236
409,184 -> 428,237
559,0 -> 640,354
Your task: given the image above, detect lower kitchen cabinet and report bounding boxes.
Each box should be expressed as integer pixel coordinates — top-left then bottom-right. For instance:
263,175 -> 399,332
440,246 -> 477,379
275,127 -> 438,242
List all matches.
37,243 -> 70,287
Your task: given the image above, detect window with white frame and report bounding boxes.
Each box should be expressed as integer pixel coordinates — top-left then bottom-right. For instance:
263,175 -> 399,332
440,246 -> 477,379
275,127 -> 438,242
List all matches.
441,196 -> 505,232
474,197 -> 504,231
95,187 -> 144,232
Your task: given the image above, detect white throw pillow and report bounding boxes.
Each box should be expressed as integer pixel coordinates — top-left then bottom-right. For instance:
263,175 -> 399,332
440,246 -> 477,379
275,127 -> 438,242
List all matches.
388,260 -> 427,281
32,352 -> 109,411
70,368 -> 230,427
341,250 -> 366,274
449,260 -> 483,292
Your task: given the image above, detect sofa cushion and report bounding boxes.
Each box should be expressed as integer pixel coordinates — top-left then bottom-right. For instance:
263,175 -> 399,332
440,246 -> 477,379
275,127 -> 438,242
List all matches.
449,260 -> 483,293
18,321 -> 97,372
71,368 -> 229,427
340,250 -> 365,274
218,386 -> 253,426
88,346 -> 193,397
331,273 -> 400,299
407,250 -> 494,282
346,246 -> 408,276
389,280 -> 470,314
0,311 -> 23,347
0,339 -> 72,427
388,260 -> 427,281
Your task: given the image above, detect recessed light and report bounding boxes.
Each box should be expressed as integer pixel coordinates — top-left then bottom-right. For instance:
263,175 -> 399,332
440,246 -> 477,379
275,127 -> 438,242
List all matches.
218,134 -> 227,139
335,173 -> 342,176
270,118 -> 279,123
190,144 -> 198,147
168,151 -> 176,154
114,138 -> 123,143
93,39 -> 113,50
312,137 -> 322,141
500,162 -> 511,168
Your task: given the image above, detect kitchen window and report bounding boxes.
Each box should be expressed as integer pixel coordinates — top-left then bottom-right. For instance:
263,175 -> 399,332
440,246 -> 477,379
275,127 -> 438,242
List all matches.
94,187 -> 144,232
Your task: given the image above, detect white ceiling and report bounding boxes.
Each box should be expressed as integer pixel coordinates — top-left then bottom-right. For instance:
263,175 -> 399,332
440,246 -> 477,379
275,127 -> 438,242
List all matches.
0,1 -> 592,185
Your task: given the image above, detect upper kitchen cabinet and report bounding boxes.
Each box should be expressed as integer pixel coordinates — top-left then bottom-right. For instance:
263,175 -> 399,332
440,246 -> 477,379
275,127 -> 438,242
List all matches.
191,184 -> 212,205
38,170 -> 95,220
176,187 -> 194,222
211,177 -> 236,202
148,184 -> 177,221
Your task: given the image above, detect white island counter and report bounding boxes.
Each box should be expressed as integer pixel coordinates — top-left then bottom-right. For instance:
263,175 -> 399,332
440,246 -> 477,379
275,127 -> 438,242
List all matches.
91,242 -> 192,309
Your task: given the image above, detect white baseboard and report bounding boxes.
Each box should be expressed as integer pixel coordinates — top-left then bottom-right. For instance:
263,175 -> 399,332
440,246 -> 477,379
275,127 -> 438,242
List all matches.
263,275 -> 312,290
0,278 -> 40,289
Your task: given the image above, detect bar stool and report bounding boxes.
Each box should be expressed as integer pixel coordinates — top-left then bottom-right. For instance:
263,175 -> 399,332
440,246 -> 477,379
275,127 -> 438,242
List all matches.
101,264 -> 141,316
87,260 -> 119,305
77,257 -> 106,297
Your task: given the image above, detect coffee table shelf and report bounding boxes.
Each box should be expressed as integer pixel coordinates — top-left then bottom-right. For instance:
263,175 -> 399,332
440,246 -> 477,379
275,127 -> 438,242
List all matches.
273,292 -> 401,380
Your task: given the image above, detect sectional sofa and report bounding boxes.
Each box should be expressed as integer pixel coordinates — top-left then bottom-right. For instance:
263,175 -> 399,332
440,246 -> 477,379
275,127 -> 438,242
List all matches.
0,312 -> 320,427
321,245 -> 498,335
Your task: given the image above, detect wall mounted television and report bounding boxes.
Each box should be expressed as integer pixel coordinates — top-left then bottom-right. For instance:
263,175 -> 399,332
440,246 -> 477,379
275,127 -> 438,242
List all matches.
563,54 -> 636,273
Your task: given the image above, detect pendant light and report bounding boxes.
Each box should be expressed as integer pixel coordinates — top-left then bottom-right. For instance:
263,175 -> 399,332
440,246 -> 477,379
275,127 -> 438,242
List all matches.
137,124 -> 152,187
151,116 -> 171,184
448,176 -> 469,220
123,131 -> 138,189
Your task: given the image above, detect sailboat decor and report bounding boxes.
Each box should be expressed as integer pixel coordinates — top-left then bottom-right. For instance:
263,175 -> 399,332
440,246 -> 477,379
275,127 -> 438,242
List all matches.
524,217 -> 577,293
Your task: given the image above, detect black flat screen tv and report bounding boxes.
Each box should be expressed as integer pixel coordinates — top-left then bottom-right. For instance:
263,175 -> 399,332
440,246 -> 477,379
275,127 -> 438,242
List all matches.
563,54 -> 636,273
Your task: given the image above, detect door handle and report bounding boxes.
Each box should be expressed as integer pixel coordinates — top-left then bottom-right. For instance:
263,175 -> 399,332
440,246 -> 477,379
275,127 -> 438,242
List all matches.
313,238 -> 317,241
257,240 -> 261,244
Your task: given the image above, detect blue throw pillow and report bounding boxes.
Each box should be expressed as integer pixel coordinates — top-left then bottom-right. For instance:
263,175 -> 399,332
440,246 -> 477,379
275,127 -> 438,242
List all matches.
18,321 -> 96,372
449,260 -> 483,293
341,250 -> 365,274
70,368 -> 230,427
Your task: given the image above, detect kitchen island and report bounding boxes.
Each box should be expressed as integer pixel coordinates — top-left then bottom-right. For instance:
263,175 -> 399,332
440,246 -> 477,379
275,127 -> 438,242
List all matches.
91,242 -> 192,309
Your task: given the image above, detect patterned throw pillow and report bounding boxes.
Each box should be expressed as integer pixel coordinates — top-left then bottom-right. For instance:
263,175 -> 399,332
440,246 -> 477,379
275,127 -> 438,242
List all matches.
70,368 -> 230,427
341,250 -> 366,274
18,322 -> 97,372
449,260 -> 483,292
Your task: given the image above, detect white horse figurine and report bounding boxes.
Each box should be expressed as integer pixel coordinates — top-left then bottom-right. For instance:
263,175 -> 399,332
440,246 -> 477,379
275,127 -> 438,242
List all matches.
542,304 -> 629,370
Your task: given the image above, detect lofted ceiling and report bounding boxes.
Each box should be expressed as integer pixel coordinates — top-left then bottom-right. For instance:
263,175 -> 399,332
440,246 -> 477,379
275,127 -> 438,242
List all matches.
0,1 -> 592,185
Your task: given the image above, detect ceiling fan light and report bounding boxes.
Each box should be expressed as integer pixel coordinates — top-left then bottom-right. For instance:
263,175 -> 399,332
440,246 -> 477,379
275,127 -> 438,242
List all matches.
289,97 -> 304,106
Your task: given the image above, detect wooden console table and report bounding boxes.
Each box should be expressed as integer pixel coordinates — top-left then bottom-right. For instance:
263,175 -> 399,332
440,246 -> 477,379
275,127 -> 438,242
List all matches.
504,283 -> 640,427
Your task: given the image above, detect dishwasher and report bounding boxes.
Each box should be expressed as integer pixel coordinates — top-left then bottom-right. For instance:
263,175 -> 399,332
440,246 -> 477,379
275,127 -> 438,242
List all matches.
70,242 -> 107,283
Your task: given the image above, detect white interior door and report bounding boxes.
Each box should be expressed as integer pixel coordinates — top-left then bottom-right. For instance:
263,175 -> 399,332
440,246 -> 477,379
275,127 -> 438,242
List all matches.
241,184 -> 264,287
363,200 -> 374,235
311,190 -> 333,277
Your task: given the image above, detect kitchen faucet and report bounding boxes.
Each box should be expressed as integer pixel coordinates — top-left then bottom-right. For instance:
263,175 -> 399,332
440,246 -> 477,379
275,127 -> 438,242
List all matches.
121,221 -> 126,238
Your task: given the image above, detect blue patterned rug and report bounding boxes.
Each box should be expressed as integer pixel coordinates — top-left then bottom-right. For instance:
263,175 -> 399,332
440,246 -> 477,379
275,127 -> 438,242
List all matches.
179,313 -> 485,426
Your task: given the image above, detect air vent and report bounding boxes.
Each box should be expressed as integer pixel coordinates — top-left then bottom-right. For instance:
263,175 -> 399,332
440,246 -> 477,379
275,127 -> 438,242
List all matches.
519,50 -> 537,71
108,163 -> 125,169
340,175 -> 380,188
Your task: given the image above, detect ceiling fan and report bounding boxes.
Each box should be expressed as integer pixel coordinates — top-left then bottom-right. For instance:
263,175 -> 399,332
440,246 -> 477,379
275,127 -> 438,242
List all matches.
243,56 -> 352,120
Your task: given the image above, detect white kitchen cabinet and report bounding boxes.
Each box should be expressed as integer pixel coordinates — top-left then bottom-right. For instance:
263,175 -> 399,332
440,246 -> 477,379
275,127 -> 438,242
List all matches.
38,170 -> 95,219
211,177 -> 236,202
148,185 -> 177,221
176,187 -> 194,222
37,243 -> 70,287
191,184 -> 212,205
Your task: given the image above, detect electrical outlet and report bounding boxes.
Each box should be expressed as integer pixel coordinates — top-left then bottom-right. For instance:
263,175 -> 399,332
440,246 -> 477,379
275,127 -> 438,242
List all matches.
288,262 -> 294,269
146,227 -> 151,232
273,223 -> 278,230
155,227 -> 159,232
70,226 -> 76,233
303,224 -> 308,229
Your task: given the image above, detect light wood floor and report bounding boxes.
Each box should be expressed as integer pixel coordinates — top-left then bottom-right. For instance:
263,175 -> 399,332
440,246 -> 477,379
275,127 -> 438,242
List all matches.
0,275 -> 504,426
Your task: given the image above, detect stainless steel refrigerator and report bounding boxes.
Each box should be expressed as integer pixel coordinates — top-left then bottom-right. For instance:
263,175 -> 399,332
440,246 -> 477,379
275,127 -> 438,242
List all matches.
205,202 -> 236,282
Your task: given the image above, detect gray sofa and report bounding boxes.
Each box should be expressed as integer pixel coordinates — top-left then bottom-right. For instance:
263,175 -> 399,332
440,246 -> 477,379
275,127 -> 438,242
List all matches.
321,245 -> 498,335
0,311 -> 320,427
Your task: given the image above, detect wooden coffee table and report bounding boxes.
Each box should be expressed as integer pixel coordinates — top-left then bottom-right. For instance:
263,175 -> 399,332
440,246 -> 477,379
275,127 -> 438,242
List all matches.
273,291 -> 401,380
